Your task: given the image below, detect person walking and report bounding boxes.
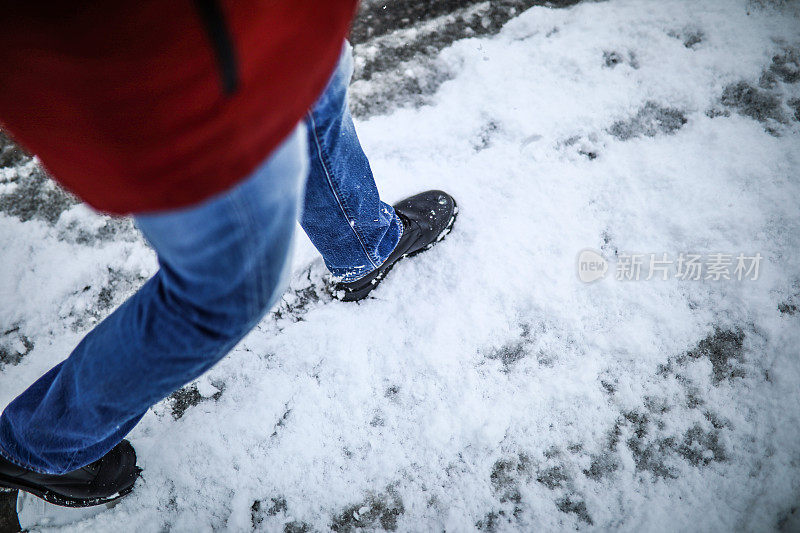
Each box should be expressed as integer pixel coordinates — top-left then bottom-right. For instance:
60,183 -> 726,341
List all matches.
0,1 -> 456,507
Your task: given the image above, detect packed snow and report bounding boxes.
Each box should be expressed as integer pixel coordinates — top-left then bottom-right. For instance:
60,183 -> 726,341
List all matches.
2,0 -> 800,531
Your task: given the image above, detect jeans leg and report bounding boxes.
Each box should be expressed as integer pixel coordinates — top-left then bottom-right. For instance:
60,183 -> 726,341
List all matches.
301,42 -> 402,282
0,126 -> 307,475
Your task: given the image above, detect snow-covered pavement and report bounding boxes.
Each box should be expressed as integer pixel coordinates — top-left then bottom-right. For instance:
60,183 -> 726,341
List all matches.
2,0 -> 800,531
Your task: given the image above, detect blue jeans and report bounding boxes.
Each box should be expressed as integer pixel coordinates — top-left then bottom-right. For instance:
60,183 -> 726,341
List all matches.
0,43 -> 402,474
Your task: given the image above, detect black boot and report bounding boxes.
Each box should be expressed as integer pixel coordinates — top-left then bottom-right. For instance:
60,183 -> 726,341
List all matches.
335,190 -> 457,302
0,440 -> 141,507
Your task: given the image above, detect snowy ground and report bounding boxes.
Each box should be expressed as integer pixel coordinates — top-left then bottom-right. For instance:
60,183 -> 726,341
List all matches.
2,0 -> 800,531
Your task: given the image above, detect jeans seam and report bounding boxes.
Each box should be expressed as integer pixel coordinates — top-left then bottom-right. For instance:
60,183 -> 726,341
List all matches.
229,192 -> 261,322
338,212 -> 404,283
307,111 -> 379,271
0,441 -> 49,474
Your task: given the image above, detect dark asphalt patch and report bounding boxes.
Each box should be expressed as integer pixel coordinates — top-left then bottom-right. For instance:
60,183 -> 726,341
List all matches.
0,132 -> 27,169
350,0 -> 590,117
721,82 -> 787,124
609,102 -> 688,141
668,27 -> 704,49
352,0 -> 585,45
685,327 -> 746,384
0,328 -> 33,370
330,489 -> 405,532
0,165 -> 76,225
168,382 -> 225,420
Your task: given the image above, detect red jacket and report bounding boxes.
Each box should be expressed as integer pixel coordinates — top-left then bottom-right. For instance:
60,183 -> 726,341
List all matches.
0,1 -> 358,215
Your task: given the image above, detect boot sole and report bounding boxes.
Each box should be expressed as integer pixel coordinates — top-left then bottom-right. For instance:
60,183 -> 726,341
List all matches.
0,473 -> 136,508
337,202 -> 458,302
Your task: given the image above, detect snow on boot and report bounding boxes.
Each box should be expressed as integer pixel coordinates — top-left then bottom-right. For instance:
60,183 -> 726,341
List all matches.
335,190 -> 457,302
0,440 -> 140,508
